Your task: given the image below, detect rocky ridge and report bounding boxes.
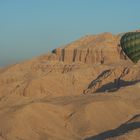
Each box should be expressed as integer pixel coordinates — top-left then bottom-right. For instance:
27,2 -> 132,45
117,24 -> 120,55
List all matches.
42,33 -> 126,64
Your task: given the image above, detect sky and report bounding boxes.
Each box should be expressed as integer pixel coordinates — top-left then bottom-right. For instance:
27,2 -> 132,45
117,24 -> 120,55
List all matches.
0,0 -> 140,67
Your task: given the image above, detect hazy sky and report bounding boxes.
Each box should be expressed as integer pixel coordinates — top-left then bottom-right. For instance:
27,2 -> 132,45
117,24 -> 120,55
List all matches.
0,0 -> 140,67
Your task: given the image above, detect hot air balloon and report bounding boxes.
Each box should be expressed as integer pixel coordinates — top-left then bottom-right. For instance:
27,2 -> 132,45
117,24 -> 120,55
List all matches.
120,32 -> 140,63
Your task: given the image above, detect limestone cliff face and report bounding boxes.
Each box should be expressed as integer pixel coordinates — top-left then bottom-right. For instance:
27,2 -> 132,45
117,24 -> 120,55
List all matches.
51,33 -> 126,64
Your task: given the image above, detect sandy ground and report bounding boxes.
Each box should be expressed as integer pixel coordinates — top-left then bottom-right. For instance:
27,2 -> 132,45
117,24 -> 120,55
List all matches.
0,85 -> 140,140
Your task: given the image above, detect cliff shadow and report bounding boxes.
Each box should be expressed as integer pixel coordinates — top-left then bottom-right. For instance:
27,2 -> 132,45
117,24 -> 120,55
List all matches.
85,114 -> 140,140
96,79 -> 140,92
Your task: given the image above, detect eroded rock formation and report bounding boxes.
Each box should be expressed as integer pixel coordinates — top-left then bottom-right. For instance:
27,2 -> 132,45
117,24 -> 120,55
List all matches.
51,33 -> 124,64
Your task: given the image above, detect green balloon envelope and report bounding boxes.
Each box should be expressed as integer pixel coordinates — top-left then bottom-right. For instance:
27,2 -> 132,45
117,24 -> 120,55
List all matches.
120,32 -> 140,63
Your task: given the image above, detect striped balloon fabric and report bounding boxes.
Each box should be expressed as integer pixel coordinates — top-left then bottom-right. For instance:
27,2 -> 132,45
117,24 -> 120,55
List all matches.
120,32 -> 140,63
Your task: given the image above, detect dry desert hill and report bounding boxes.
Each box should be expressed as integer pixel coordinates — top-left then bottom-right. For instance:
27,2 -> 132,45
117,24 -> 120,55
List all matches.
0,32 -> 140,140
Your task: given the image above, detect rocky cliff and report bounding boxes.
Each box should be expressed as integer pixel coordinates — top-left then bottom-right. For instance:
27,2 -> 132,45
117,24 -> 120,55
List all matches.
49,33 -> 127,64
0,32 -> 137,98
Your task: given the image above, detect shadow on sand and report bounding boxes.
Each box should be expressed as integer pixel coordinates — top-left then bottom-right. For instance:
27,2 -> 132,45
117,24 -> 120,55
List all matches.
85,114 -> 140,140
96,79 -> 140,92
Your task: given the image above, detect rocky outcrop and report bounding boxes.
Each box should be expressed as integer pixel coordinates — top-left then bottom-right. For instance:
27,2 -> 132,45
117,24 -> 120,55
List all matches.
51,33 -> 126,64
84,66 -> 140,94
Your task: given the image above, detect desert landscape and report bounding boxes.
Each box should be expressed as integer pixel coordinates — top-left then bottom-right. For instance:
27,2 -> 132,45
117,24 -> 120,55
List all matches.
0,32 -> 140,140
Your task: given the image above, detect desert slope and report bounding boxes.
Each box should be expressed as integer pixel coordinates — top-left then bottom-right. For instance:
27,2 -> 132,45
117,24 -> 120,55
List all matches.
0,87 -> 140,140
0,32 -> 140,140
